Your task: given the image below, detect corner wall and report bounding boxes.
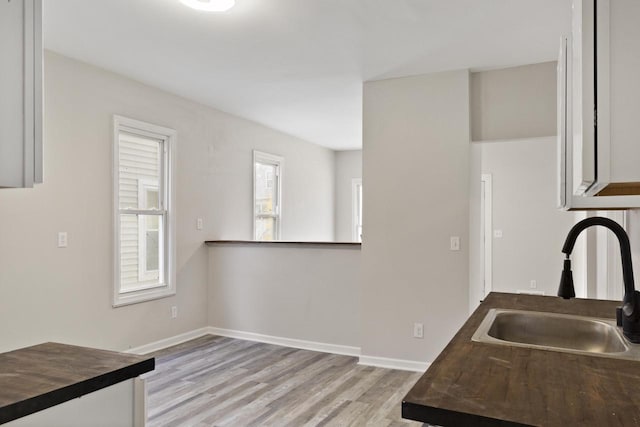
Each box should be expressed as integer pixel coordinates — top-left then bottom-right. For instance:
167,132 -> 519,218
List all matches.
361,70 -> 470,363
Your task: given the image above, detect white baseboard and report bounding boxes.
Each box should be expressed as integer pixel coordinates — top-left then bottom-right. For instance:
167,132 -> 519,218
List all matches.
207,326 -> 361,357
125,327 -> 211,355
125,327 -> 429,373
358,355 -> 430,372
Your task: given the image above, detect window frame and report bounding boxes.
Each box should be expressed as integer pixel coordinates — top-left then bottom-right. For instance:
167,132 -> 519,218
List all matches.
253,150 -> 283,241
352,178 -> 362,242
113,115 -> 177,307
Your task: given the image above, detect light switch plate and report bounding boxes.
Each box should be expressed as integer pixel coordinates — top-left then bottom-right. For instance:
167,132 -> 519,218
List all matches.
57,232 -> 68,248
413,322 -> 424,339
450,236 -> 460,251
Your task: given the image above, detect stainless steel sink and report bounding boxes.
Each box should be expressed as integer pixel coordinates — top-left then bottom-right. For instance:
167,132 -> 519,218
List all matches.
472,309 -> 640,361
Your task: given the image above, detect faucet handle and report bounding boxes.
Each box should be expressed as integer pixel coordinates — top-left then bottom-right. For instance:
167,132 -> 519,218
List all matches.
617,306 -> 623,327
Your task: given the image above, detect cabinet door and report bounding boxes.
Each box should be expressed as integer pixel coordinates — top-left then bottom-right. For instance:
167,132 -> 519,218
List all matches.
597,0 -> 640,191
0,0 -> 42,188
558,30 -> 640,210
0,0 -> 27,188
559,0 -> 640,208
571,0 -> 597,197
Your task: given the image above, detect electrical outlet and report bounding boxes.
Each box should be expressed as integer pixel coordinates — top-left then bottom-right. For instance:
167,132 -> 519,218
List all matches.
413,322 -> 424,339
450,236 -> 460,251
493,230 -> 503,238
196,218 -> 203,230
171,306 -> 178,319
57,232 -> 68,248
530,280 -> 537,289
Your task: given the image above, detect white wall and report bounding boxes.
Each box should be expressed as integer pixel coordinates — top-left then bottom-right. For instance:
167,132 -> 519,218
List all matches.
208,244 -> 360,348
0,51 -> 335,353
471,62 -> 557,141
199,105 -> 335,243
469,135 -> 633,307
468,62 -> 566,311
471,138 -> 577,303
361,70 -> 470,363
334,150 -> 362,242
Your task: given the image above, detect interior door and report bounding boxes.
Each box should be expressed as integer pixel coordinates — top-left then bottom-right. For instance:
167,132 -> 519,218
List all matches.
480,174 -> 492,300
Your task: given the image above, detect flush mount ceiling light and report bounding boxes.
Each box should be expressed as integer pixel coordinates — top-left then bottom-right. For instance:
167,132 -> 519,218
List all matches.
179,0 -> 235,12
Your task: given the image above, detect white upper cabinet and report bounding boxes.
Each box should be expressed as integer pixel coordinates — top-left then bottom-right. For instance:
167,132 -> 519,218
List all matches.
559,0 -> 640,209
0,0 -> 43,188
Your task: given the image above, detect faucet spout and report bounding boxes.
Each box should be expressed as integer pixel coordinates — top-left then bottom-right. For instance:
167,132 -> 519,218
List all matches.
559,216 -> 640,343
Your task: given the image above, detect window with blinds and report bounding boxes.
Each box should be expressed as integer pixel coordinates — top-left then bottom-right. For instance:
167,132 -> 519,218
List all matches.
113,116 -> 176,306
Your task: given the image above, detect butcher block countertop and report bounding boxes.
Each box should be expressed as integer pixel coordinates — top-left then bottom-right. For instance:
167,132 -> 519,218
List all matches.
402,292 -> 640,427
0,342 -> 154,424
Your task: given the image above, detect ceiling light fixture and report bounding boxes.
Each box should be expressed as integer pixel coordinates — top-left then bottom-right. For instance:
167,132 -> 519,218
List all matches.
179,0 -> 235,12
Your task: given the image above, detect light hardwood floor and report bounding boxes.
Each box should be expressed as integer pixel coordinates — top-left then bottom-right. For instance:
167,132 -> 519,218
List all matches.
146,335 -> 423,427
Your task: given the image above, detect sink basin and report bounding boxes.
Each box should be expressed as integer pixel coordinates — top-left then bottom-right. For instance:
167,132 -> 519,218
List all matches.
472,309 -> 640,361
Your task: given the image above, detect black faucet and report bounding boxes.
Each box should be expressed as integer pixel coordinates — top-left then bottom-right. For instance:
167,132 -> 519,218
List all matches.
558,216 -> 640,343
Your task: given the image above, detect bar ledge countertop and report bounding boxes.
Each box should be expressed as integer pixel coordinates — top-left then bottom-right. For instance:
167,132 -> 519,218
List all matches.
0,342 -> 154,424
402,292 -> 640,427
205,239 -> 361,246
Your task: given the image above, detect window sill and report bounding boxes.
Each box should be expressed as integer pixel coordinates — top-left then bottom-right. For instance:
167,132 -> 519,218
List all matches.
113,285 -> 176,307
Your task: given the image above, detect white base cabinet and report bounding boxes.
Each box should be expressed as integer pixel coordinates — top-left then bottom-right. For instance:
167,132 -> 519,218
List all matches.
5,378 -> 147,427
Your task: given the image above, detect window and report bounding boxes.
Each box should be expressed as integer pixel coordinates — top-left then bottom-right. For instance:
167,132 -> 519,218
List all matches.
253,151 -> 283,241
352,178 -> 363,242
113,116 -> 176,306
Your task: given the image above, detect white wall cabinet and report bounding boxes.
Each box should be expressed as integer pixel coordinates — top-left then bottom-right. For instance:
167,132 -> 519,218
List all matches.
0,0 -> 43,188
558,0 -> 640,210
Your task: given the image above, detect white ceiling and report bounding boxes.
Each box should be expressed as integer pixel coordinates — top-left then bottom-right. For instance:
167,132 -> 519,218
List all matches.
43,0 -> 571,150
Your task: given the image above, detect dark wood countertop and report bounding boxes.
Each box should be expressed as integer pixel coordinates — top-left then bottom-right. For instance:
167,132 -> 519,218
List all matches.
0,342 -> 155,424
402,292 -> 640,427
205,240 -> 361,247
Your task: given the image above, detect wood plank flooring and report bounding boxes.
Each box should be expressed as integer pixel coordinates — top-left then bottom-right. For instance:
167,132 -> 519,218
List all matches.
146,335 -> 423,427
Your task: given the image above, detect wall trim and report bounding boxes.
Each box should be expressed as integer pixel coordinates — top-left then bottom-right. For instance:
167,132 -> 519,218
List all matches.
207,327 -> 361,357
358,355 -> 430,373
125,327 -> 211,355
125,327 -> 429,374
